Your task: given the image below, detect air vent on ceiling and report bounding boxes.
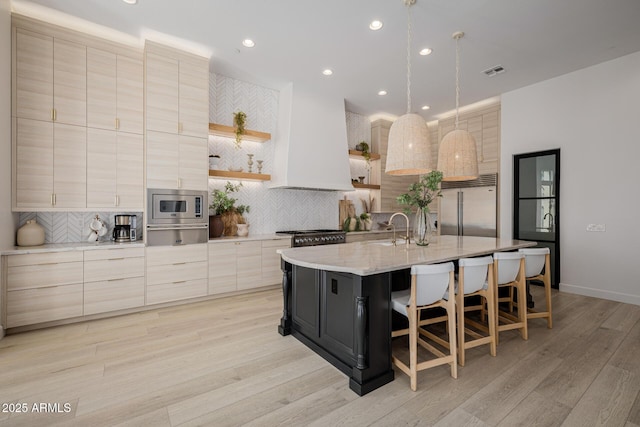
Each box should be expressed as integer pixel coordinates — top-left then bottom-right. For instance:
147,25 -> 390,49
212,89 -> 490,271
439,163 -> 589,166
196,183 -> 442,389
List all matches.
483,65 -> 505,77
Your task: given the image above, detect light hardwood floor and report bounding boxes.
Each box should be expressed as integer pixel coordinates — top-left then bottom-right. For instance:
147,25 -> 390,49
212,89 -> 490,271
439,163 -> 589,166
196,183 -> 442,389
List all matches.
0,286 -> 639,426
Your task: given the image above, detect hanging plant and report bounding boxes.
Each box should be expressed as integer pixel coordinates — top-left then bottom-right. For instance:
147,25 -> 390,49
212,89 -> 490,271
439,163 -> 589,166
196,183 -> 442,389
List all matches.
233,111 -> 247,149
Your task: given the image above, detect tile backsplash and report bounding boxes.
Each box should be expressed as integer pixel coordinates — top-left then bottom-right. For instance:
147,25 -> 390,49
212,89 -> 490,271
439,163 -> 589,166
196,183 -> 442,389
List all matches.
18,212 -> 143,244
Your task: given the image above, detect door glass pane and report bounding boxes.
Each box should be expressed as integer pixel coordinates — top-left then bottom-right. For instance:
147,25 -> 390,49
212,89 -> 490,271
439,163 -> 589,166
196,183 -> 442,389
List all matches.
518,154 -> 556,197
518,199 -> 555,239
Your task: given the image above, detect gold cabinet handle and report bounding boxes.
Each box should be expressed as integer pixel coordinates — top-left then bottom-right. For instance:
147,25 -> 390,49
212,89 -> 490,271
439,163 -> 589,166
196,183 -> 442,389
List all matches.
115,118 -> 120,130
178,122 -> 183,133
177,178 -> 182,188
114,195 -> 119,207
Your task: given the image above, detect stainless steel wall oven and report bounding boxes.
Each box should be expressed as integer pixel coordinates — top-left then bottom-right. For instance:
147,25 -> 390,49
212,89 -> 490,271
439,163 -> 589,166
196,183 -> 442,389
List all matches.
146,189 -> 208,246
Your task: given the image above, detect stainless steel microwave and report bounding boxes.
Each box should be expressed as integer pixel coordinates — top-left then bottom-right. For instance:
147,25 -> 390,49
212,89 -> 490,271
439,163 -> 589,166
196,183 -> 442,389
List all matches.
147,189 -> 207,225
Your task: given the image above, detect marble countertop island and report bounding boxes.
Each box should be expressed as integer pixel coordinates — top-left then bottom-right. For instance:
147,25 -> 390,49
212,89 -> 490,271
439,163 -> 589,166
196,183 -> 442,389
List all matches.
279,235 -> 537,276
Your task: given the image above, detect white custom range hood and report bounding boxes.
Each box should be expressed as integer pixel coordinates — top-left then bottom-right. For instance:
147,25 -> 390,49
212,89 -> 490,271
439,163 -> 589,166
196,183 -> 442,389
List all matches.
269,83 -> 353,192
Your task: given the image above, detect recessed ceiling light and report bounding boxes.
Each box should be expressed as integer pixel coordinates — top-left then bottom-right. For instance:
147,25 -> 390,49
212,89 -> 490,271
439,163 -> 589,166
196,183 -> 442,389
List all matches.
421,105 -> 430,110
419,48 -> 432,56
322,69 -> 333,76
242,39 -> 255,48
378,90 -> 387,96
122,0 -> 137,4
369,20 -> 383,31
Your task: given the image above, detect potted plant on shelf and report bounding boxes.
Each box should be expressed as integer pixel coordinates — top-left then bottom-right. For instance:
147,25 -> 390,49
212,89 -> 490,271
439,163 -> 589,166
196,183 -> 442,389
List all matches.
355,141 -> 372,166
396,170 -> 443,246
209,181 -> 250,237
233,111 -> 247,149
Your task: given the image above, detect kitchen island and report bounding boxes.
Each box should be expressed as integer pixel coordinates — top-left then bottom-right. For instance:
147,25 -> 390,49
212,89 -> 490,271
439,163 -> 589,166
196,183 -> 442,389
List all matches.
277,235 -> 536,395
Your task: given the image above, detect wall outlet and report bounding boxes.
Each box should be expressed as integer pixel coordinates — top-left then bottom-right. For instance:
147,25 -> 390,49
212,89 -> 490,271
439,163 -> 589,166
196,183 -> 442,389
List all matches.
586,223 -> 606,232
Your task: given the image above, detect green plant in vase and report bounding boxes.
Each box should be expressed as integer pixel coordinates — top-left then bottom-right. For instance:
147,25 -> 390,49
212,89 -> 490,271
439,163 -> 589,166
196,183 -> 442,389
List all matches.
209,182 -> 250,236
233,111 -> 247,149
396,170 -> 443,246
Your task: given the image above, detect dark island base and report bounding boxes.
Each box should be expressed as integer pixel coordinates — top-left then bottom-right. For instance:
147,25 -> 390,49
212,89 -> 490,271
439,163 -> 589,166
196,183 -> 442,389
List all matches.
291,329 -> 395,395
278,260 -> 398,396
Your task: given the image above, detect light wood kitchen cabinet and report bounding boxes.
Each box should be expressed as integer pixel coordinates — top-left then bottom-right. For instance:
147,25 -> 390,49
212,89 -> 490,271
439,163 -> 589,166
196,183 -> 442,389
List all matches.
146,131 -> 208,191
208,242 -> 238,294
145,43 -> 209,138
6,251 -> 84,327
83,247 -> 145,315
15,118 -> 86,209
86,128 -> 143,209
261,239 -> 290,286
87,47 -> 144,134
145,41 -> 209,191
14,28 -> 86,126
208,238 -> 290,295
146,244 -> 208,305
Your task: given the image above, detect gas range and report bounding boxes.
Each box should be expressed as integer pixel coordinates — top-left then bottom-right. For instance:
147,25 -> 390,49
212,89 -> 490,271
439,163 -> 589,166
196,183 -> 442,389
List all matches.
276,229 -> 346,247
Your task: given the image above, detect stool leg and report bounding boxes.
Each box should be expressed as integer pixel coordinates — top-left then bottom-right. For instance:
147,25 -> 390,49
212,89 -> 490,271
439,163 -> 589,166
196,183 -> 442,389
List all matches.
409,307 -> 418,391
457,292 -> 465,367
517,258 -> 528,340
486,267 -> 497,357
544,253 -> 553,329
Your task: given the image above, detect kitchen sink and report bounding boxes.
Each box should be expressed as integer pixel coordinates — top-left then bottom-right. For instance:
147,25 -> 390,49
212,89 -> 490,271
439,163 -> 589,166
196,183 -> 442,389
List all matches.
368,239 -> 407,246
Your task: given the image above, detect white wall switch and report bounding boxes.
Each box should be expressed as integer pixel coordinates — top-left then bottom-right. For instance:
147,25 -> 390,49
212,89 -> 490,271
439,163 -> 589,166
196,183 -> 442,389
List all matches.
586,223 -> 606,232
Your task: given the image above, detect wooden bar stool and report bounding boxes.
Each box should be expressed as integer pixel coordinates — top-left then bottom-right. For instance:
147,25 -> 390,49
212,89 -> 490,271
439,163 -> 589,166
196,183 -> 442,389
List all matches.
453,256 -> 497,366
518,248 -> 553,328
391,262 -> 457,391
493,252 -> 528,343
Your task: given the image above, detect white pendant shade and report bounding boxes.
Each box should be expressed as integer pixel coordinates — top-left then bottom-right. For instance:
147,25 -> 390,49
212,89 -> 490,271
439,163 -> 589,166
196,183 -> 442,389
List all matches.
385,113 -> 431,175
437,129 -> 479,181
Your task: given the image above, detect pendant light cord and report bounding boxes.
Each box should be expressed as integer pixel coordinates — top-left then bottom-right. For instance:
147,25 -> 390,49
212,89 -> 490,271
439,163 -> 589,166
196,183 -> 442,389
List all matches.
405,0 -> 414,115
454,32 -> 462,129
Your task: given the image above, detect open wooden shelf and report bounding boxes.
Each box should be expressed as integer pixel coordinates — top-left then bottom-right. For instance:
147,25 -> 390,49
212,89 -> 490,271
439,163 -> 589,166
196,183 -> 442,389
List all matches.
352,183 -> 380,190
348,149 -> 381,161
209,170 -> 271,181
208,123 -> 271,143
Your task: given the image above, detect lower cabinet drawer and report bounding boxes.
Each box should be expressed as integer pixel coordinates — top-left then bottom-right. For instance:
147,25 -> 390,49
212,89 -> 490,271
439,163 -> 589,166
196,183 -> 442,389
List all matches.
84,277 -> 145,315
146,260 -> 207,286
84,257 -> 145,283
146,278 -> 208,305
7,283 -> 84,328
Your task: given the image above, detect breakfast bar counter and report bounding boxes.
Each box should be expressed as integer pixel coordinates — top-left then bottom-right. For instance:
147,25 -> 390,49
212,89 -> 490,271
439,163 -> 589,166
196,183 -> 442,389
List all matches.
277,235 -> 536,395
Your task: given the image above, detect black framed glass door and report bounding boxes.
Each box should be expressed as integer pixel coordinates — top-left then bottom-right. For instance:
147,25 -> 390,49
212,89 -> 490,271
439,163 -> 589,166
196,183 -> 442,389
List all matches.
514,149 -> 560,288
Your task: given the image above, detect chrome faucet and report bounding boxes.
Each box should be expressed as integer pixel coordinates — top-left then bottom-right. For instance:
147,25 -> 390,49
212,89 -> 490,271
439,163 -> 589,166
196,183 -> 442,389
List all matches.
543,212 -> 554,229
389,212 -> 410,246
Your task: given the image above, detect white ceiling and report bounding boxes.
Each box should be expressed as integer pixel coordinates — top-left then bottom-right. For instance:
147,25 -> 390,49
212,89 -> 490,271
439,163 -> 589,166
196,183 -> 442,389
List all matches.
14,0 -> 640,121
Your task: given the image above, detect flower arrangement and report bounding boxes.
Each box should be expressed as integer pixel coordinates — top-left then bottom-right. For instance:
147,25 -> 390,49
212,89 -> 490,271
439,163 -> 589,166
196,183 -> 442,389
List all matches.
396,170 -> 443,214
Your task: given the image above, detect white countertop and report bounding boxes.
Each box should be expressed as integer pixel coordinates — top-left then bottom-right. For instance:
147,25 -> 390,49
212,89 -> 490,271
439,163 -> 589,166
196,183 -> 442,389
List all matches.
279,235 -> 537,276
209,233 -> 291,243
1,241 -> 146,256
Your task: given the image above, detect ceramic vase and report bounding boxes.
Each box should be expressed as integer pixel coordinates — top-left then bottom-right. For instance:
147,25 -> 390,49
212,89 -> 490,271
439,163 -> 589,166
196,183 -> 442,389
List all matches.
17,219 -> 45,246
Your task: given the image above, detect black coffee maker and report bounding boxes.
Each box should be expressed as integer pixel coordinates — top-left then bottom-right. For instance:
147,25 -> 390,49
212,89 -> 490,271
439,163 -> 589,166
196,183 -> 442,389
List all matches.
113,215 -> 132,242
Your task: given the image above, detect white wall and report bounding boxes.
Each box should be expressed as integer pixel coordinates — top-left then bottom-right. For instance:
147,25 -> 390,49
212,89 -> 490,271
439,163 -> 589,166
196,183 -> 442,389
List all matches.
501,50 -> 640,305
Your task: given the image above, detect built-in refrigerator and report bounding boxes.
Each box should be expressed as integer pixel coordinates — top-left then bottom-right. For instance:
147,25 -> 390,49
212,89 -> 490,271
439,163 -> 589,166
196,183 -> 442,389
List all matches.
439,173 -> 498,237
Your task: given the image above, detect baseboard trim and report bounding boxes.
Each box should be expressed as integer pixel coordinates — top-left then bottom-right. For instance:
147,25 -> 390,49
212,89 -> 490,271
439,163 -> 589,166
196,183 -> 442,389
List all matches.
560,282 -> 640,306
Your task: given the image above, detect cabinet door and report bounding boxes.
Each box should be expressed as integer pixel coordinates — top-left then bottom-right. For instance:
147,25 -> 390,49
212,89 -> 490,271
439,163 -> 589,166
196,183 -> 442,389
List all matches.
53,39 -> 86,126
261,240 -> 290,286
116,55 -> 144,134
146,52 -> 179,134
147,130 -> 179,189
87,128 -> 117,208
15,118 -> 54,208
87,47 -> 117,130
178,135 -> 208,190
209,242 -> 237,295
15,28 -> 53,121
54,123 -> 86,208
7,284 -> 84,327
116,132 -> 143,209
236,241 -> 262,290
84,277 -> 144,315
179,58 -> 209,138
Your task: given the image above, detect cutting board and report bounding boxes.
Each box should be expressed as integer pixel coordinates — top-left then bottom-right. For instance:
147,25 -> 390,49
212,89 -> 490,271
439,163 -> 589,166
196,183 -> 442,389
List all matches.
339,197 -> 353,229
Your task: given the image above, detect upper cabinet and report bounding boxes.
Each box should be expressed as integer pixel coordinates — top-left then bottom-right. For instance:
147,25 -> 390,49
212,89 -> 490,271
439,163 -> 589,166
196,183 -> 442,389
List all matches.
145,42 -> 209,190
87,47 -> 144,134
15,28 -> 86,126
145,42 -> 209,139
12,15 -> 144,211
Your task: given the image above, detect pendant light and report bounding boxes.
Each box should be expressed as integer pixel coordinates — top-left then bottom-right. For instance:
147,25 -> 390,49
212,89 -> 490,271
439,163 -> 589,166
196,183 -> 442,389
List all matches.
437,31 -> 479,181
385,0 -> 431,176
